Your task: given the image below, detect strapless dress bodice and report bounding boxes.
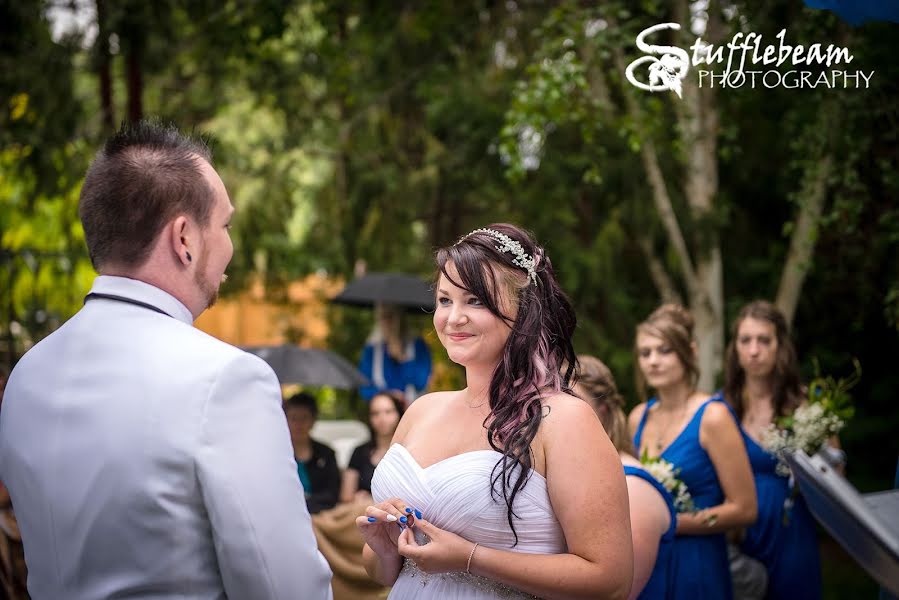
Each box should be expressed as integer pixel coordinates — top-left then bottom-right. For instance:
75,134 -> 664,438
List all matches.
371,443 -> 566,599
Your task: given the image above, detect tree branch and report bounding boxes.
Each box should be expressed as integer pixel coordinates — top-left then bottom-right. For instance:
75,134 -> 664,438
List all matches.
637,235 -> 683,305
611,47 -> 701,295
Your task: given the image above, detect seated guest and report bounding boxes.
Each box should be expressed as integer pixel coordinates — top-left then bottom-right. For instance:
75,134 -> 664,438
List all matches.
340,390 -> 405,503
285,393 -> 341,514
575,354 -> 675,599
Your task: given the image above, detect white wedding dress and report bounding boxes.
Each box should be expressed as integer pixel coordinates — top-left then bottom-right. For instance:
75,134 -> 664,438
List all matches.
371,443 -> 566,599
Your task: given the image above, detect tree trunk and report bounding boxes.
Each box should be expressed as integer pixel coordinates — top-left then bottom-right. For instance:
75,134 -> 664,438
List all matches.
335,123 -> 352,271
613,41 -> 723,389
95,0 -> 114,130
126,39 -> 143,122
775,92 -> 840,327
678,3 -> 724,392
690,256 -> 724,392
776,154 -> 832,327
680,94 -> 723,391
606,7 -> 723,390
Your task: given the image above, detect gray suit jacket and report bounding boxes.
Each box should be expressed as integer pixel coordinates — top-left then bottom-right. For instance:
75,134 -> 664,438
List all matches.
0,276 -> 332,599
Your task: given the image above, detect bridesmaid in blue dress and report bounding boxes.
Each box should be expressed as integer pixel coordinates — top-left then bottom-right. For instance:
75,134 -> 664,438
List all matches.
723,300 -> 825,599
628,304 -> 758,600
575,355 -> 676,599
622,462 -> 676,599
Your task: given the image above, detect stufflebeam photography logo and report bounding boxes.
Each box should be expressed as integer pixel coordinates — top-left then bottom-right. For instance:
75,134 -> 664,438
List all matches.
625,23 -> 874,97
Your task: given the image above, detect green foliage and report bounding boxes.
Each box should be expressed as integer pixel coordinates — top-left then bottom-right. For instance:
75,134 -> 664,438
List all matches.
0,2 -> 81,186
0,3 -> 93,359
0,143 -> 94,347
805,358 -> 860,423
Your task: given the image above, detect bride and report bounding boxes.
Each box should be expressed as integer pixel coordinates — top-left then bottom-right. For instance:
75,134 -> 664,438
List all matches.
355,224 -> 633,599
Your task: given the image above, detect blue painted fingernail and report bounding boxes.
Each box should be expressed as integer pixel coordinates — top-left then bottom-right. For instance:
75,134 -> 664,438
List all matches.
415,509 -> 422,519
367,516 -> 377,522
399,516 -> 407,523
405,507 -> 412,513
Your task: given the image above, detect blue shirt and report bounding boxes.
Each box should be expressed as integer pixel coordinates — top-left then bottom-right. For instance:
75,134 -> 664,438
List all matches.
359,338 -> 431,401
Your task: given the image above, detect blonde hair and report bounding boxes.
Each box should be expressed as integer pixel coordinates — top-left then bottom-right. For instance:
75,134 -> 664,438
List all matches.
576,355 -> 633,455
635,303 -> 699,400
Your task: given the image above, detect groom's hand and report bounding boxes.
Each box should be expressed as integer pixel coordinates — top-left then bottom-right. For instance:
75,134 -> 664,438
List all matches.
396,519 -> 471,574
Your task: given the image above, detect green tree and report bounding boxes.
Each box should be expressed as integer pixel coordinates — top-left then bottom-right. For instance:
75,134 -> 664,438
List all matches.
499,1 -> 897,391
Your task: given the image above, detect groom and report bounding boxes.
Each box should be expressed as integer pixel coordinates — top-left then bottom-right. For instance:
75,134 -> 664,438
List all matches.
0,121 -> 332,599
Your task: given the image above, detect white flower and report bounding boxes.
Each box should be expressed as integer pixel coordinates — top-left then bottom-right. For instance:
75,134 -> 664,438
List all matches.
641,456 -> 696,513
762,400 -> 847,477
643,460 -> 675,485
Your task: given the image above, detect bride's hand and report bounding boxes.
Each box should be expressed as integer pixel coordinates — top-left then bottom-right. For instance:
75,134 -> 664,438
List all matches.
397,519 -> 473,574
355,497 -> 417,558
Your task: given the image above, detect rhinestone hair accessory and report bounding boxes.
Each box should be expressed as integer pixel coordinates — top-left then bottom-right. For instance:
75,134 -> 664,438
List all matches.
458,228 -> 538,285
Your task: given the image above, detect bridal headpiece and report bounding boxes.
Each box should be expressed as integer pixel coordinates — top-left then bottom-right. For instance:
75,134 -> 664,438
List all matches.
457,228 -> 538,285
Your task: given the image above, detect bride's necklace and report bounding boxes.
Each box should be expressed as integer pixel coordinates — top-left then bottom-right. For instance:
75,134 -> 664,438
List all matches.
463,387 -> 489,409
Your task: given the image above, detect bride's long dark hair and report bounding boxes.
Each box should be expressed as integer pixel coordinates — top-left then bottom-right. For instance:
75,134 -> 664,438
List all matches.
436,223 -> 577,544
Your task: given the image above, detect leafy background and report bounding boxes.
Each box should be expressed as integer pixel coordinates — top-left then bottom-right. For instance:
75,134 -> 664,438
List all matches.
2,1 -> 897,595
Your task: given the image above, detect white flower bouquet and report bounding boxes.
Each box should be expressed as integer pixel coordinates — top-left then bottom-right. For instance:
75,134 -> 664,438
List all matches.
762,359 -> 859,477
640,450 -> 696,513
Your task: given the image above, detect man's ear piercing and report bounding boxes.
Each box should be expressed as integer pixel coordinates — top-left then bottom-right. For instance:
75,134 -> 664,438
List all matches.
186,251 -> 192,263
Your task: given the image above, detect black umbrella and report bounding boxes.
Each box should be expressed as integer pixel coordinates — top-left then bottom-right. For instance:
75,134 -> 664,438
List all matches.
331,272 -> 434,312
242,344 -> 370,389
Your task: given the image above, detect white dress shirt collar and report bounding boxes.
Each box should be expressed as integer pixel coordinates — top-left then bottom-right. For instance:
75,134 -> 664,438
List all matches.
88,275 -> 195,325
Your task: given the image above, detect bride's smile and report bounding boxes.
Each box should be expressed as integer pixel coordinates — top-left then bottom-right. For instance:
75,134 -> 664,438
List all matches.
434,260 -> 517,368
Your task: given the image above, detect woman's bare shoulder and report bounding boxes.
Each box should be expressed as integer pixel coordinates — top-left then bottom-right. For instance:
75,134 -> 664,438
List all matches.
538,392 -> 604,449
700,398 -> 738,428
407,390 -> 456,411
393,390 -> 458,442
541,391 -> 597,421
628,401 -> 649,429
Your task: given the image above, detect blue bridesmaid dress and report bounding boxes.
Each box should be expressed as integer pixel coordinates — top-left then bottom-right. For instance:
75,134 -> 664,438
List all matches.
740,433 -> 822,599
624,464 -> 677,599
634,393 -> 734,600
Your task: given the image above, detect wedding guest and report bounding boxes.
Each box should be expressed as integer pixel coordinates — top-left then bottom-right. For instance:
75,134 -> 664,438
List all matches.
0,121 -> 331,599
629,303 -> 757,600
340,390 -> 405,503
359,302 -> 431,404
285,392 -> 341,514
356,224 -> 633,599
723,300 -> 824,599
575,355 -> 675,600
